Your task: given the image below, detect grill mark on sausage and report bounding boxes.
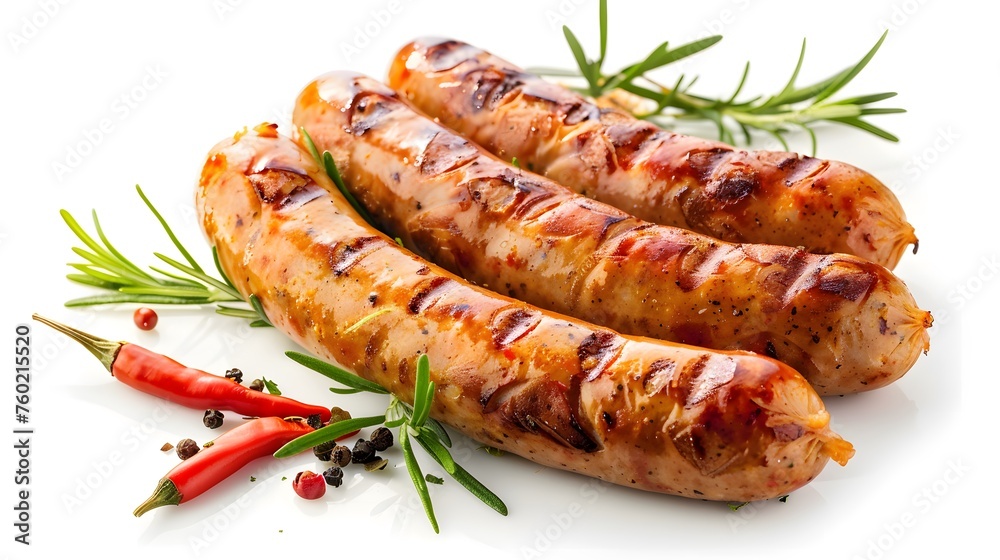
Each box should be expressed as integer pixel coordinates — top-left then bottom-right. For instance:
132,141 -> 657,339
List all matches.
407,276 -> 456,314
607,122 -> 659,169
419,131 -> 480,176
561,101 -> 599,125
686,147 -> 733,182
423,40 -> 481,72
577,331 -> 624,381
328,236 -> 386,277
781,157 -> 829,186
276,184 -> 324,211
348,93 -> 395,136
817,269 -> 877,302
495,377 -> 601,452
675,243 -> 732,292
713,169 -> 759,204
490,307 -> 542,348
468,68 -> 522,111
641,358 -> 677,395
248,169 -> 309,203
465,169 -> 561,220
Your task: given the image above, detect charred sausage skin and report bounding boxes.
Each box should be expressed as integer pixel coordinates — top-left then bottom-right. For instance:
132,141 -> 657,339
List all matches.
197,125 -> 853,502
388,38 -> 917,270
293,72 -> 931,395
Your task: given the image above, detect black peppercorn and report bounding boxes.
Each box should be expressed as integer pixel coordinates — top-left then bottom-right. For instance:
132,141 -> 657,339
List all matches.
225,368 -> 244,384
331,445 -> 351,467
322,466 -> 344,487
351,439 -> 376,464
369,427 -> 393,451
176,438 -> 200,460
313,440 -> 336,462
249,379 -> 265,392
203,409 -> 224,429
306,414 -> 322,430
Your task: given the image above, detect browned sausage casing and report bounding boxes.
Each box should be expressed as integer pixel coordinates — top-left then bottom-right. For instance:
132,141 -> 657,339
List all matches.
293,72 -> 931,395
388,38 -> 917,270
197,124 -> 853,502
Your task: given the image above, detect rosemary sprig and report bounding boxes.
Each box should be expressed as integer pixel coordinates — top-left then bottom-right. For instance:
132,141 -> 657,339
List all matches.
61,185 -> 271,326
535,0 -> 903,153
279,351 -> 508,532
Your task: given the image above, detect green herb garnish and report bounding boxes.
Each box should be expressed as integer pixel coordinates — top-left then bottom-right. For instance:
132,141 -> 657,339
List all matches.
61,185 -> 270,326
261,377 -> 281,395
279,351 -> 508,533
425,474 -> 444,485
535,0 -> 903,153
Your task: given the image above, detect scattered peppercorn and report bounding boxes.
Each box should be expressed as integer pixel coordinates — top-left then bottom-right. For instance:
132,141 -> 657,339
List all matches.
176,438 -> 199,460
249,379 -> 265,392
313,440 -> 336,462
225,368 -> 244,384
329,406 -> 352,424
322,466 -> 344,487
364,457 -> 388,472
133,307 -> 158,331
203,409 -> 224,429
307,414 -> 323,430
292,471 -> 326,500
331,445 -> 352,467
351,439 -> 376,464
369,427 -> 393,451
160,442 -> 174,452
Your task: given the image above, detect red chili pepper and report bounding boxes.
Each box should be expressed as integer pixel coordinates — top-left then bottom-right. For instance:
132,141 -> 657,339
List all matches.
32,314 -> 331,423
133,416 -> 314,516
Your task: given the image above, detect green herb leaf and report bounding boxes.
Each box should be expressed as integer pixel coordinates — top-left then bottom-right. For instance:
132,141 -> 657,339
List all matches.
415,430 -> 456,475
274,415 -> 386,458
401,427 -> 439,533
248,294 -> 272,327
261,376 -> 281,395
285,351 -> 389,394
479,445 -> 506,457
136,185 -> 203,274
562,25 -> 598,96
414,438 -> 508,516
329,387 -> 363,395
422,417 -> 453,448
409,354 -> 433,428
536,2 -> 902,152
425,474 -> 444,485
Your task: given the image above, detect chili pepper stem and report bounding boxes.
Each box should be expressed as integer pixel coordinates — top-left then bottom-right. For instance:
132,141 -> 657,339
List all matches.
32,314 -> 122,372
133,478 -> 182,517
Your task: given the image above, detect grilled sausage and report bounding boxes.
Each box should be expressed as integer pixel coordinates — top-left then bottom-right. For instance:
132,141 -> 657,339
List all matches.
388,38 -> 917,270
196,124 -> 853,502
293,72 -> 932,396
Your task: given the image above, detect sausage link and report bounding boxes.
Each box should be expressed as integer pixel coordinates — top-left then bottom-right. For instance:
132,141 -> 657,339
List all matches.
388,38 -> 917,270
196,124 -> 853,501
293,72 -> 931,395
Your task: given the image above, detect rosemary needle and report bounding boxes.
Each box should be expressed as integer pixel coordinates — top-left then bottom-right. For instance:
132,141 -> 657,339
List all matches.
61,186 -> 271,326
533,0 -> 904,154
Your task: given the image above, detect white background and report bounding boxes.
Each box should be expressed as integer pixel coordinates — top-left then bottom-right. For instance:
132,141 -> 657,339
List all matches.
2,1 -> 997,558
